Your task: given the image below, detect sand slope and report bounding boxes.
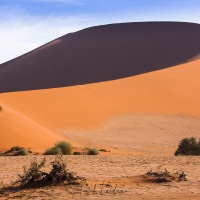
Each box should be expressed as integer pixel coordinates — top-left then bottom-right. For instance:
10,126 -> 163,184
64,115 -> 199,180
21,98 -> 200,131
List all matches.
1,58 -> 200,127
0,105 -> 62,151
1,58 -> 200,152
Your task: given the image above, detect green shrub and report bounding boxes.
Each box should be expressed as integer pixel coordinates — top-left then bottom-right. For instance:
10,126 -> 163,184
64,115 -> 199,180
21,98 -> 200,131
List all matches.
16,147 -> 29,156
44,147 -> 62,155
43,141 -> 73,155
88,148 -> 99,155
55,141 -> 73,155
175,137 -> 200,156
5,146 -> 30,156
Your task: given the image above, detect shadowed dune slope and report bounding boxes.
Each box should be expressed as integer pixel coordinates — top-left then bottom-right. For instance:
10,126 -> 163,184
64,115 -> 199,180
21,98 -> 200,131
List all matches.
1,22 -> 200,93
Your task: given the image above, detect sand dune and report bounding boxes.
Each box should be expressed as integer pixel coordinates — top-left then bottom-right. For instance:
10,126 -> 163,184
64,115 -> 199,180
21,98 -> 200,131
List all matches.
0,22 -> 200,152
1,21 -> 200,200
0,22 -> 200,93
0,105 -> 62,150
1,58 -> 200,152
1,58 -> 200,127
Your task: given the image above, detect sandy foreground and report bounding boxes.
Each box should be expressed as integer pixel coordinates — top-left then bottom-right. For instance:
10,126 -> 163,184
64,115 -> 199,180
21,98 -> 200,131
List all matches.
0,155 -> 200,200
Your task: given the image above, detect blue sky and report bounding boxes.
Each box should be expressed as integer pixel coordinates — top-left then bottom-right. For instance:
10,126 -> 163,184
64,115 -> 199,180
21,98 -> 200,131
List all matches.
0,0 -> 200,63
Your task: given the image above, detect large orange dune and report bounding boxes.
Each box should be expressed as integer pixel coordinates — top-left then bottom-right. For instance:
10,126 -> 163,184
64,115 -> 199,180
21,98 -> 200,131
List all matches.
1,58 -> 200,152
0,22 -> 200,153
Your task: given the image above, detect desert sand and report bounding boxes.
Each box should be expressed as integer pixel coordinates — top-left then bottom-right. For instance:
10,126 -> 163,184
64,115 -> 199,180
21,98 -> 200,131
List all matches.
0,22 -> 200,199
0,156 -> 200,199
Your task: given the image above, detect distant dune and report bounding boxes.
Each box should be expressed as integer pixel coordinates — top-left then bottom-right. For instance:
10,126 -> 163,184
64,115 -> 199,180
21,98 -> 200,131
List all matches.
0,22 -> 200,152
0,22 -> 200,93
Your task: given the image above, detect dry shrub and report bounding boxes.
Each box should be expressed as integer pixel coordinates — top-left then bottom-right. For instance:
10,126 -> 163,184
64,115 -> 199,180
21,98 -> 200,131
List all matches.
46,156 -> 84,183
14,156 -> 85,187
145,169 -> 187,183
5,146 -> 30,156
14,158 -> 47,186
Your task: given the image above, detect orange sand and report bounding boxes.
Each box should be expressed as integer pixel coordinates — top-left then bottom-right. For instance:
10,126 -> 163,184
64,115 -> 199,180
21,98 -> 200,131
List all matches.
1,58 -> 200,150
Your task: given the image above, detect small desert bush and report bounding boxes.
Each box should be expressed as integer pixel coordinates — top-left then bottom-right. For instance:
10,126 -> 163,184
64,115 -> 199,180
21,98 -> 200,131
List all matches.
5,146 -> 29,156
145,169 -> 187,182
17,147 -> 29,156
175,137 -> 200,156
47,156 -> 84,183
14,156 -> 85,186
44,141 -> 73,155
55,141 -> 73,155
15,158 -> 46,185
44,147 -> 62,155
88,148 -> 99,155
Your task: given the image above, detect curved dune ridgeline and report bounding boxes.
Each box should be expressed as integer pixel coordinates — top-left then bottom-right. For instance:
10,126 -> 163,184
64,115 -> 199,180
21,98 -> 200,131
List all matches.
0,22 -> 200,93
